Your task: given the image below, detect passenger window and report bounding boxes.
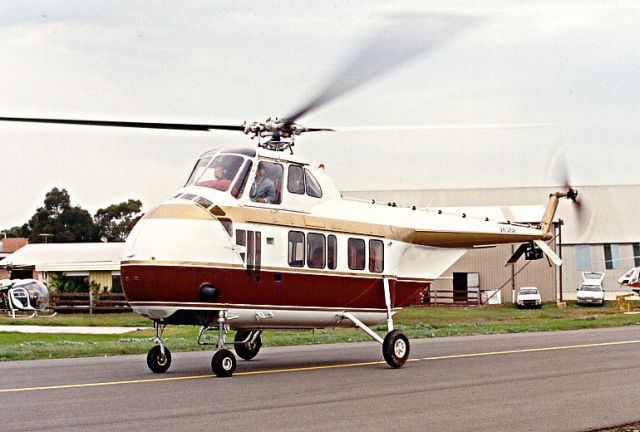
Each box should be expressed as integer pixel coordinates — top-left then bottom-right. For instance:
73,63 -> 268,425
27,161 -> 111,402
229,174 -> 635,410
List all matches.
348,238 -> 365,270
288,231 -> 305,267
250,161 -> 283,204
327,235 -> 337,270
287,165 -> 305,194
369,239 -> 384,273
232,160 -> 253,198
305,169 -> 322,198
307,233 -> 326,269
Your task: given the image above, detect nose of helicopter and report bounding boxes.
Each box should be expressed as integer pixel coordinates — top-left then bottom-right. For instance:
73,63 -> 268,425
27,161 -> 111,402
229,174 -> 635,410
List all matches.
121,201 -> 239,265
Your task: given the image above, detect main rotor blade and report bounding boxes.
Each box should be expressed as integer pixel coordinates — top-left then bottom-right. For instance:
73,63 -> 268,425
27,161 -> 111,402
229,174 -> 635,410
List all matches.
329,123 -> 556,132
0,116 -> 244,132
283,13 -> 478,126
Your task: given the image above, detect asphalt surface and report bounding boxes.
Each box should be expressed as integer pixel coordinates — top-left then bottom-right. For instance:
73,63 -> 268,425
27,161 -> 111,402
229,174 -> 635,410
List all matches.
1,326 -> 639,432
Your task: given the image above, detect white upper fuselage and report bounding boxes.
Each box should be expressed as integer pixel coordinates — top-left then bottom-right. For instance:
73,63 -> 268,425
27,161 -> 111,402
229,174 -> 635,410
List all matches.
123,147 -> 548,283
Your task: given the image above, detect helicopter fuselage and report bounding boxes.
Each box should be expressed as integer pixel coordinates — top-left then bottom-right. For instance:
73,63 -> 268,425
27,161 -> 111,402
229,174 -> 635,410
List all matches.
120,147 -> 550,329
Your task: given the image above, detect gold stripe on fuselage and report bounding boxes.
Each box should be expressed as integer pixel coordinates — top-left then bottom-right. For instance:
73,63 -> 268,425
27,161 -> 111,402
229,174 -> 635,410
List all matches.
142,201 -> 545,248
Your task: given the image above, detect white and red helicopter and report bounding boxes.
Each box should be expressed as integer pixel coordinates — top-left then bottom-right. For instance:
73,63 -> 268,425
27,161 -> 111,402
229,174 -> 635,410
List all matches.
618,266 -> 640,292
0,15 -> 577,377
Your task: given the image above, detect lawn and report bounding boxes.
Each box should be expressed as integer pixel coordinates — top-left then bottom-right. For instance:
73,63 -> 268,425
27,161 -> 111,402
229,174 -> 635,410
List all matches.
1,302 -> 639,361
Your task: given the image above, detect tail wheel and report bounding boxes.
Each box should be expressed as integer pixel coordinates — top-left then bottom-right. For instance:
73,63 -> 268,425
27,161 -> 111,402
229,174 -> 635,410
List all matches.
211,349 -> 237,378
147,345 -> 172,373
382,330 -> 410,368
234,330 -> 262,360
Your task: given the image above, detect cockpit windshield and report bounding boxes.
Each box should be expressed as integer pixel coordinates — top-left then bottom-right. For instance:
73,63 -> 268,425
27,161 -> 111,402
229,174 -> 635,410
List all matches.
187,154 -> 245,192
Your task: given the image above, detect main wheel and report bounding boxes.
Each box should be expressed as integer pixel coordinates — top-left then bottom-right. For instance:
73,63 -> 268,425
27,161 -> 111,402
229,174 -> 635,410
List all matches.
382,330 -> 410,368
211,349 -> 237,377
234,330 -> 262,360
147,345 -> 172,373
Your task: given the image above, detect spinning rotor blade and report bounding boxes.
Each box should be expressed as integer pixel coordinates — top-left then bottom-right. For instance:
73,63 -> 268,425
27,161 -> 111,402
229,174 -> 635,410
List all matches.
549,149 -> 596,241
283,13 -> 478,127
0,116 -> 244,132
329,123 -> 556,132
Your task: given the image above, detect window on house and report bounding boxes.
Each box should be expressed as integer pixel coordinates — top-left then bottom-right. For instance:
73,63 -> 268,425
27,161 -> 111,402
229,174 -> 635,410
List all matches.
633,243 -> 640,267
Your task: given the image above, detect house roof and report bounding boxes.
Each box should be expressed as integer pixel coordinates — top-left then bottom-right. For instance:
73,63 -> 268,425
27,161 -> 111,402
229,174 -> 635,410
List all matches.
0,243 -> 124,271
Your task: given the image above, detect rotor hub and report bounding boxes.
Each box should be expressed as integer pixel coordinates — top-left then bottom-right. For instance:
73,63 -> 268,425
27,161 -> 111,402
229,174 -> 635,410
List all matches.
242,117 -> 303,153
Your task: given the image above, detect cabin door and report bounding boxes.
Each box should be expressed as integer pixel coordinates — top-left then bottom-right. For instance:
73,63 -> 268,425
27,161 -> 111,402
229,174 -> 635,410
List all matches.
237,228 -> 262,282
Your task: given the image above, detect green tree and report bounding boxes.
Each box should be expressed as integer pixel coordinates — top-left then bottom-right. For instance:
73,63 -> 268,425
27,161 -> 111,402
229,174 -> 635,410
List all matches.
3,224 -> 30,238
94,199 -> 143,241
28,187 -> 97,243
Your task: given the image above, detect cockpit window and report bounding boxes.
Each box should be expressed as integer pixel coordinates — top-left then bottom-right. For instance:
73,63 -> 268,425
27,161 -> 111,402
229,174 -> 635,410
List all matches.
305,169 -> 323,198
184,157 -> 212,187
231,160 -> 253,199
287,165 -> 305,194
249,161 -> 283,204
194,155 -> 244,192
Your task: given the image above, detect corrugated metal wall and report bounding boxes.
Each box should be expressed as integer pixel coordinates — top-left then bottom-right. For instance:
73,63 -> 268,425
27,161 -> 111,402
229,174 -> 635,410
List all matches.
430,240 -> 557,303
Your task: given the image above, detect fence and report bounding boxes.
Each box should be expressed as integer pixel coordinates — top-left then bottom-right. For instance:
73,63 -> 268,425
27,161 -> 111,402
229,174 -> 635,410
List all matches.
416,288 -> 481,306
49,292 -> 131,313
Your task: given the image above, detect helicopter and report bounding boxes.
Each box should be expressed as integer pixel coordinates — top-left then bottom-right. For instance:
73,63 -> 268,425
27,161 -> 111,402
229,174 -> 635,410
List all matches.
618,266 -> 640,293
0,279 -> 55,319
0,14 -> 578,377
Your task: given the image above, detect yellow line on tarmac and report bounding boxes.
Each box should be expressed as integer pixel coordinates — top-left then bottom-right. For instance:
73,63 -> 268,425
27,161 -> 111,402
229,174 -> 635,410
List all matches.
421,339 -> 640,361
1,339 -> 638,394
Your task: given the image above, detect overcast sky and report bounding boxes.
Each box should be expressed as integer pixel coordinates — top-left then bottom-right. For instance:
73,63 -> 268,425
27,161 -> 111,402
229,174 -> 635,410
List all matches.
1,1 -> 639,229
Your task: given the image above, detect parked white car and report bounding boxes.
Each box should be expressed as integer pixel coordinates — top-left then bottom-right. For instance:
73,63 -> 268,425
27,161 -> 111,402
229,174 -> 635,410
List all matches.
516,287 -> 541,309
576,272 -> 605,306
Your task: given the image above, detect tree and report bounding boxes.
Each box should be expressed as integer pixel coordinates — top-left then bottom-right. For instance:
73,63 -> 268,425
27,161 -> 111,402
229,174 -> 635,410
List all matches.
94,199 -> 143,242
3,224 -> 30,238
28,187 -> 97,243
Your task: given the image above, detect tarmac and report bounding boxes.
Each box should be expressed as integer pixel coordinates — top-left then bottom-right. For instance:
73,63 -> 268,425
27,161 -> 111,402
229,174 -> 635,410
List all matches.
0,325 -> 149,334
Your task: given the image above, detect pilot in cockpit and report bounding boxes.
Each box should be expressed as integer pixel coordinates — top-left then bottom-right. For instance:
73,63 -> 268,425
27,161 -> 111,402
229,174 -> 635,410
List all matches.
250,165 -> 276,203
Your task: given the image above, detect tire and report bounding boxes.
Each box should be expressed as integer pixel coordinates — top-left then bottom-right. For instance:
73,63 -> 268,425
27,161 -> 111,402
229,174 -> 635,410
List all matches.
211,349 -> 237,377
234,330 -> 262,360
382,330 -> 410,368
147,345 -> 171,373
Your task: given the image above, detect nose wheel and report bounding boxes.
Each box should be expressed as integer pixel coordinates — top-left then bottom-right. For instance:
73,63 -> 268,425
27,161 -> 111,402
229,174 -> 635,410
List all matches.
147,345 -> 172,373
147,321 -> 172,373
211,349 -> 237,377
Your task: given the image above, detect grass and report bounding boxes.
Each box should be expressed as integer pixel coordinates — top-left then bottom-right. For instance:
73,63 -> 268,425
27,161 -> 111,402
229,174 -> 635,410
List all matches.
1,302 -> 639,361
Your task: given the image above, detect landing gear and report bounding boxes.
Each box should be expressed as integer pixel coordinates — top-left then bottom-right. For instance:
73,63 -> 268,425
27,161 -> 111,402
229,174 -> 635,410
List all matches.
234,330 -> 262,360
147,345 -> 172,373
211,349 -> 237,377
382,329 -> 410,368
203,310 -> 238,378
147,321 -> 171,373
341,277 -> 411,369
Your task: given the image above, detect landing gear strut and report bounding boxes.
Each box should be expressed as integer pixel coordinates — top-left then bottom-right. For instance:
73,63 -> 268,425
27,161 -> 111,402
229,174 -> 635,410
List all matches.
147,321 -> 172,373
201,310 -> 237,377
341,278 -> 410,368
